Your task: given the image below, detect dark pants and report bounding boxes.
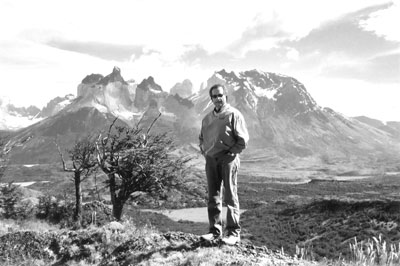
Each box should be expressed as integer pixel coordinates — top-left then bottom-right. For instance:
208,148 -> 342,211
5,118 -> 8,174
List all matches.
205,153 -> 241,237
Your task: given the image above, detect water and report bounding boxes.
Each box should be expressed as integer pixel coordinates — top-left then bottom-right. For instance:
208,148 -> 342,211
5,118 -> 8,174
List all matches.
141,207 -> 246,223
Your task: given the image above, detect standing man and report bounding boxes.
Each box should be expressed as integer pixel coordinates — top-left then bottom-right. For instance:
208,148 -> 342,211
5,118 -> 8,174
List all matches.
199,84 -> 249,245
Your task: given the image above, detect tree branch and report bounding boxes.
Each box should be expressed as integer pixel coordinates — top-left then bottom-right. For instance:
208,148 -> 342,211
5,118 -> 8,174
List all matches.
54,138 -> 75,172
146,112 -> 162,136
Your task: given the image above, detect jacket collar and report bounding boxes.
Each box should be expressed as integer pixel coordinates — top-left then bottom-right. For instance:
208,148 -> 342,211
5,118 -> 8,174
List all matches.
213,103 -> 230,116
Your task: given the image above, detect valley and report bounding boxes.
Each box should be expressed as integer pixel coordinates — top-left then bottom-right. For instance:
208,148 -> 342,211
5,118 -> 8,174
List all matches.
2,155 -> 400,261
127,164 -> 400,260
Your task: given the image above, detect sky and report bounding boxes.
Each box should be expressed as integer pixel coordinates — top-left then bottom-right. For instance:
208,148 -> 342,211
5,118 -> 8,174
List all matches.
0,0 -> 399,121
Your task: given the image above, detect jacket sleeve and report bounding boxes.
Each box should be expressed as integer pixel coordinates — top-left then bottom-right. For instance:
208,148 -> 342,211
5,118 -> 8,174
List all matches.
199,125 -> 205,155
229,112 -> 249,154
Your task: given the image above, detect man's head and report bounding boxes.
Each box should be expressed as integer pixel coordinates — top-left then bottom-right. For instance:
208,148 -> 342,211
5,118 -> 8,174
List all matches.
209,84 -> 227,111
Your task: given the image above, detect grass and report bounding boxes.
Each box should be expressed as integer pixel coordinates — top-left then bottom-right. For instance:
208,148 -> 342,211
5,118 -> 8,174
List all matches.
1,215 -> 400,265
0,217 -> 160,266
0,219 -> 59,236
349,235 -> 400,266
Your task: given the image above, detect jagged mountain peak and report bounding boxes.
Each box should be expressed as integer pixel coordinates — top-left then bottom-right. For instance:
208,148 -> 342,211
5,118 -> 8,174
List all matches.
113,66 -> 121,73
74,67 -> 137,122
216,69 -> 238,78
38,94 -> 75,118
169,93 -> 194,109
212,69 -> 298,94
98,66 -> 128,86
138,76 -> 163,92
202,69 -> 318,118
81,74 -> 103,85
6,104 -> 40,117
134,76 -> 167,111
170,79 -> 193,98
214,69 -> 242,86
0,102 -> 42,130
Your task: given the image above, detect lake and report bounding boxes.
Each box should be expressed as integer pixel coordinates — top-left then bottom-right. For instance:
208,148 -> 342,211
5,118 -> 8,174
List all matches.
141,207 -> 246,223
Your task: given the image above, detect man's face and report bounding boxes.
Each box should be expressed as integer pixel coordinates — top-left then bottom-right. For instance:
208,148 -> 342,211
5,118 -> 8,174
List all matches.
210,87 -> 227,110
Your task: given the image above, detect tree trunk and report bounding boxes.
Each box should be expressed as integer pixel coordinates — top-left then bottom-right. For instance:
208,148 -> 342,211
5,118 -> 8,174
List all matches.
108,173 -> 117,205
108,173 -> 123,219
113,197 -> 125,221
74,172 -> 82,224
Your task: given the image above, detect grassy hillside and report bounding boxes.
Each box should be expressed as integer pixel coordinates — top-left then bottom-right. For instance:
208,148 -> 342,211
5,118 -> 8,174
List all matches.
1,216 -> 400,266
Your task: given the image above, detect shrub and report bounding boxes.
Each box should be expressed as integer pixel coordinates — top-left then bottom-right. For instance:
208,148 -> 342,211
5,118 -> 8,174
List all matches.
36,195 -> 74,227
0,183 -> 19,218
0,183 -> 31,219
36,196 -> 113,228
80,201 -> 113,227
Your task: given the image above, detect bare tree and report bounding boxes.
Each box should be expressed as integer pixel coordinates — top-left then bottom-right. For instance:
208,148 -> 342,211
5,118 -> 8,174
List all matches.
96,116 -> 190,220
0,139 -> 6,180
55,135 -> 97,224
0,136 -> 9,180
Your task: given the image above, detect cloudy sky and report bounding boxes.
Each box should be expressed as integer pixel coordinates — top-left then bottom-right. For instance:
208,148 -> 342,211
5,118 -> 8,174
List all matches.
0,0 -> 399,121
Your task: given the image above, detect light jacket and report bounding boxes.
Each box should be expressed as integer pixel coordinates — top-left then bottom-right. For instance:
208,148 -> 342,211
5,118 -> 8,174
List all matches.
199,103 -> 249,158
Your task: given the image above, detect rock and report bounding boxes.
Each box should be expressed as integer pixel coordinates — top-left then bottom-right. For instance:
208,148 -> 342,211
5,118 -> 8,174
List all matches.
106,221 -> 124,232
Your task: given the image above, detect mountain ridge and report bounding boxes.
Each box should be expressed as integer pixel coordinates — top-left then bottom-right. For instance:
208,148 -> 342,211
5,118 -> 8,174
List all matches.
2,67 -> 400,166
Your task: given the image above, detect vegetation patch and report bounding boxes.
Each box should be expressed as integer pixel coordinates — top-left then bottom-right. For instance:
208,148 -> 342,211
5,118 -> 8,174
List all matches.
0,224 -> 307,266
243,199 -> 400,260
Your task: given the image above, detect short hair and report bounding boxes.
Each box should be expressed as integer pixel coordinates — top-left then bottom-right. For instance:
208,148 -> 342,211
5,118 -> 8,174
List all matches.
209,84 -> 227,98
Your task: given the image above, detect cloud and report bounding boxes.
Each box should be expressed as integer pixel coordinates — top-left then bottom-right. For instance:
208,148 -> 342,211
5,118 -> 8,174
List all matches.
320,51 -> 400,83
284,4 -> 398,57
227,13 -> 289,55
46,39 -> 147,61
286,48 -> 300,61
275,2 -> 399,83
180,45 -> 209,66
360,2 -> 400,42
180,45 -> 237,69
305,77 -> 400,121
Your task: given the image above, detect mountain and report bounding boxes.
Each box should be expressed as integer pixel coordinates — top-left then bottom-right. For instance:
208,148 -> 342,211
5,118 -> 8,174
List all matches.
5,107 -> 122,164
170,79 -> 194,98
6,104 -> 40,117
353,116 -> 400,139
193,70 -> 400,162
0,94 -> 77,131
37,94 -> 75,118
0,99 -> 42,131
4,67 -> 400,166
134,76 -> 168,110
75,66 -> 138,122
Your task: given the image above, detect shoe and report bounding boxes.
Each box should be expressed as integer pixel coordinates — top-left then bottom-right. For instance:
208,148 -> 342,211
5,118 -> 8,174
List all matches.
200,232 -> 220,241
222,235 -> 240,245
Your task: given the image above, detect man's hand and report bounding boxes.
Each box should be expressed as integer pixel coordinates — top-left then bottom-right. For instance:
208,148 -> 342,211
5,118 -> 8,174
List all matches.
226,151 -> 235,156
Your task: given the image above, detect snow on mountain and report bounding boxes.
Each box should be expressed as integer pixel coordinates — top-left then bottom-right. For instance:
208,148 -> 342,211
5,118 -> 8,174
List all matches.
38,94 -> 75,118
0,96 -> 43,130
0,102 -> 43,131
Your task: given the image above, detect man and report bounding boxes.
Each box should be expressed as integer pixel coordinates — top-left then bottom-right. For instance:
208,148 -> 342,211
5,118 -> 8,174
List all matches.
199,84 -> 249,245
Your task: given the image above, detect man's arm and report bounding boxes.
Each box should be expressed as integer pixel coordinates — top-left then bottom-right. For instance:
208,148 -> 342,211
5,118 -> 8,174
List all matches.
229,112 -> 249,154
199,127 -> 205,155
